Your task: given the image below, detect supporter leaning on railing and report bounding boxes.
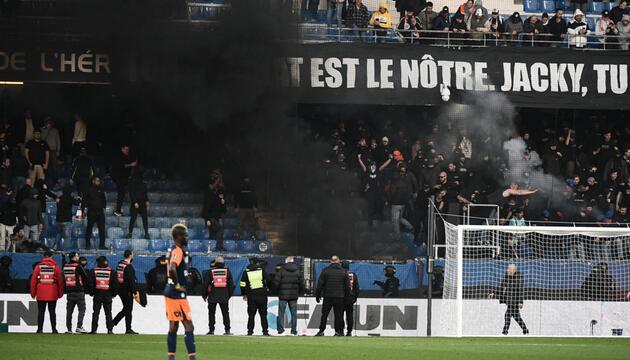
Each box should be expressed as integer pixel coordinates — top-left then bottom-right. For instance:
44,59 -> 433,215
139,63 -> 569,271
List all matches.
369,2 -> 393,43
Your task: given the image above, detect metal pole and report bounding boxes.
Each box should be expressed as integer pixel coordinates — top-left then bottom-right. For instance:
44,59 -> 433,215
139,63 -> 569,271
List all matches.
426,198 -> 435,336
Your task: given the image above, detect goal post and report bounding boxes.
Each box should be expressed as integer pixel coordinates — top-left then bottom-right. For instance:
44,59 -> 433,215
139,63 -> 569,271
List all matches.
441,221 -> 630,337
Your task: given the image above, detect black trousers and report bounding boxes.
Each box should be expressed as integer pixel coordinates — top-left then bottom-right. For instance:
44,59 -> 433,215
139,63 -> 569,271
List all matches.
85,212 -> 105,249
37,300 -> 57,332
208,302 -> 230,333
319,297 -> 344,334
343,303 -> 354,333
113,292 -> 134,331
129,203 -> 148,236
66,292 -> 86,331
247,296 -> 268,334
114,179 -> 127,213
503,304 -> 528,334
207,218 -> 223,250
91,295 -> 113,332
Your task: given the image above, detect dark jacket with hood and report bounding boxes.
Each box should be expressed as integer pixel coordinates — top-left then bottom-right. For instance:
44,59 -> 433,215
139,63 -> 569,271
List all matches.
202,262 -> 235,303
316,262 -> 349,299
273,262 -> 305,301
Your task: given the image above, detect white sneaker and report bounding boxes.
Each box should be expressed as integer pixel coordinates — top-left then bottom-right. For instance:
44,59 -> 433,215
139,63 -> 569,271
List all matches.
75,327 -> 87,334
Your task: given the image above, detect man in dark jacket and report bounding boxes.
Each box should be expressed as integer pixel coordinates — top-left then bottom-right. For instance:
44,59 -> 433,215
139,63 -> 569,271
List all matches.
55,187 -> 79,251
240,257 -> 270,336
581,263 -> 617,301
71,147 -> 94,198
113,250 -> 138,334
611,1 -> 630,24
273,256 -> 305,335
234,177 -> 258,233
63,251 -> 88,333
389,163 -> 418,240
89,256 -> 118,334
0,201 -> 18,252
111,145 -> 138,217
127,170 -> 149,239
547,8 -> 567,44
494,264 -> 528,335
315,255 -> 348,336
374,265 -> 400,297
341,261 -> 359,336
20,189 -> 42,241
16,178 -> 33,209
202,182 -> 226,251
145,255 -> 168,295
83,176 -> 106,250
202,256 -> 234,335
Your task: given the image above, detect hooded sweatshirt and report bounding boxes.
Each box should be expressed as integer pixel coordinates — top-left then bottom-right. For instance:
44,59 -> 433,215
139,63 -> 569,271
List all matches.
504,12 -> 523,34
273,262 -> 305,301
567,9 -> 591,47
370,3 -> 393,29
30,256 -> 64,301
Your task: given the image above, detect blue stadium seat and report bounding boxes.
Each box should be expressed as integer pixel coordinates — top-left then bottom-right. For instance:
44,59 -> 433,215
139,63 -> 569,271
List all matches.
207,240 -> 217,252
46,202 -> 56,215
64,238 -> 79,251
223,218 -> 237,228
587,17 -> 595,31
239,240 -> 257,253
106,216 -> 119,227
148,193 -> 161,202
257,241 -> 272,254
590,1 -> 606,14
149,238 -> 168,252
104,206 -> 114,216
107,227 -> 124,239
222,240 -> 238,253
43,237 -> 56,249
159,228 -> 171,240
148,228 -> 161,239
523,0 -> 541,12
541,0 -> 556,13
131,228 -> 144,238
223,229 -> 235,240
188,240 -> 207,252
71,226 -> 85,239
113,238 -> 130,252
130,239 -> 148,252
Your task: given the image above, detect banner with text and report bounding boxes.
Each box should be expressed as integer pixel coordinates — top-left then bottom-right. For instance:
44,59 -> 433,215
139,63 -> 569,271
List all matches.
1,294 -> 628,336
281,44 -> 630,109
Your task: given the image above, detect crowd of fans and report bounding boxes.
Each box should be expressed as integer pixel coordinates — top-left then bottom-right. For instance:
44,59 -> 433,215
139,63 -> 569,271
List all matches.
319,111 -> 630,259
306,0 -> 630,48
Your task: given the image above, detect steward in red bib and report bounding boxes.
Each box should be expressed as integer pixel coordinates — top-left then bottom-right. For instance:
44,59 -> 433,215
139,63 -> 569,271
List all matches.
63,252 -> 88,333
89,256 -> 117,334
202,256 -> 234,335
30,251 -> 64,333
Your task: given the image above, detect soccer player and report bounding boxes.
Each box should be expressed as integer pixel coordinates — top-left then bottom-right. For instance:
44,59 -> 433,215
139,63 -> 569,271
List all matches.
164,224 -> 197,360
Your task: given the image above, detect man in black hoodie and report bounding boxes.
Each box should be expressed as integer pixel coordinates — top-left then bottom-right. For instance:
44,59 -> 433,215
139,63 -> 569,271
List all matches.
234,177 -> 258,233
341,261 -> 359,336
315,255 -> 348,336
127,170 -> 150,240
113,250 -> 138,334
493,264 -> 528,335
273,256 -> 305,336
20,189 -> 42,242
547,8 -> 567,45
63,251 -> 88,333
202,256 -> 234,335
240,257 -> 270,336
83,176 -> 106,250
202,181 -> 226,251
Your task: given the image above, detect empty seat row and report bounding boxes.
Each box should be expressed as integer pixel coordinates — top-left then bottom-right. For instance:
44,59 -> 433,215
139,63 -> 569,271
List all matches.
524,0 -> 615,14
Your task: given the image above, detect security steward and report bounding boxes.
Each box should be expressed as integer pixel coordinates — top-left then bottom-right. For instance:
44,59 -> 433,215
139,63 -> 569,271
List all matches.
202,256 -> 234,335
240,257 -> 270,336
89,255 -> 118,334
315,255 -> 348,337
341,260 -> 360,336
113,249 -> 138,334
374,265 -> 400,297
63,252 -> 88,334
30,251 -> 64,334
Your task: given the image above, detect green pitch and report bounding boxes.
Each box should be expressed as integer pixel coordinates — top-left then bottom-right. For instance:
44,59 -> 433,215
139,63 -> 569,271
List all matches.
1,334 -> 629,360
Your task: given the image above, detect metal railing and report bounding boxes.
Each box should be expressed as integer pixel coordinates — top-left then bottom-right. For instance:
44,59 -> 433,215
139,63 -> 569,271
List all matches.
300,24 -> 630,50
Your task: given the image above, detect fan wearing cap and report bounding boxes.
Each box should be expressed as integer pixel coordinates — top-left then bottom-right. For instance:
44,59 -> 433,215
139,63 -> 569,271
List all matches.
567,9 -> 591,48
164,224 -> 197,360
596,10 -> 618,47
484,9 -> 503,39
504,12 -> 523,43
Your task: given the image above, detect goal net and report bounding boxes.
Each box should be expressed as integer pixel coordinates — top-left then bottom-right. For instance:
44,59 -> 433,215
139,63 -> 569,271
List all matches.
439,221 -> 630,337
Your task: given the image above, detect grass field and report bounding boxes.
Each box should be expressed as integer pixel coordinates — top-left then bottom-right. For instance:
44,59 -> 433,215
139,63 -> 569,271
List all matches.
1,334 -> 629,360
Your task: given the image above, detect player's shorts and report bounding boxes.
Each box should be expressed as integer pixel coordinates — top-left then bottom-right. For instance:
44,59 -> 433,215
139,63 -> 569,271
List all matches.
164,297 -> 192,322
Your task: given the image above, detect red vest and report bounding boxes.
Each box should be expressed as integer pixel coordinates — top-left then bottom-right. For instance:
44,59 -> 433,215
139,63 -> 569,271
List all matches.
63,263 -> 82,288
348,272 -> 355,291
209,268 -> 228,292
38,264 -> 56,284
95,267 -> 112,291
116,260 -> 129,284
